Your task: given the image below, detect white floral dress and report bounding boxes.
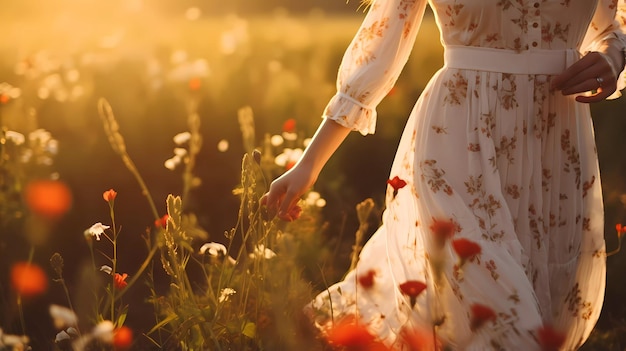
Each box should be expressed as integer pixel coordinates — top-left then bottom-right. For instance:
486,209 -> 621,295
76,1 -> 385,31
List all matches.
310,0 -> 626,350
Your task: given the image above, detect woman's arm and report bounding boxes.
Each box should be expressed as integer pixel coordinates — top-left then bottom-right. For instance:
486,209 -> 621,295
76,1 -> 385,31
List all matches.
263,0 -> 429,220
263,119 -> 351,220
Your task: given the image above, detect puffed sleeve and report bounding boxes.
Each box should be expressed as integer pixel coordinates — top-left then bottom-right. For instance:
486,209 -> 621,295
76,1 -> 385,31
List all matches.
323,0 -> 430,135
581,0 -> 626,99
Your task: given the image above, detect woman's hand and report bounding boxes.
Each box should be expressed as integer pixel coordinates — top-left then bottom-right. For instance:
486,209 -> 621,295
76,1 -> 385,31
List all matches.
261,163 -> 317,222
261,118 -> 352,221
552,48 -> 622,103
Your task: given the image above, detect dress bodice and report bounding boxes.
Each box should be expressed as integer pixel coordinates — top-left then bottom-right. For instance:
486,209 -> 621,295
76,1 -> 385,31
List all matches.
429,0 -> 599,51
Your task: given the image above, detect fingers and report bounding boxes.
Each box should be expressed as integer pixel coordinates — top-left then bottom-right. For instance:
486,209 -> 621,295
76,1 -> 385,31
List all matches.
551,51 -> 617,103
261,182 -> 303,222
551,53 -> 597,90
574,88 -> 614,103
278,189 -> 302,220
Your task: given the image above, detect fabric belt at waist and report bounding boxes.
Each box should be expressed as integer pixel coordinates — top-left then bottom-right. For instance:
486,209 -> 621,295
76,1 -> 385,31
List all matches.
444,45 -> 580,75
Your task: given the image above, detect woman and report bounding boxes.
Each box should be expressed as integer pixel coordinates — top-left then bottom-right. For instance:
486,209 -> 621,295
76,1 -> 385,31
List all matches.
263,0 -> 626,349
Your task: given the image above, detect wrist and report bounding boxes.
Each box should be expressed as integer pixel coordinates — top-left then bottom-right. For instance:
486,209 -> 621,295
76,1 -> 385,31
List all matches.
600,37 -> 626,77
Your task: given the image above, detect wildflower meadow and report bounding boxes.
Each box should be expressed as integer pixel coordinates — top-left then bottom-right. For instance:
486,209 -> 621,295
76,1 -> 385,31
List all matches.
1,1 -> 626,350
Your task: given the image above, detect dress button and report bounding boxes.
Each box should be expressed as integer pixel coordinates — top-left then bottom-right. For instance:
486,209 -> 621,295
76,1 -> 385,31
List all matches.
532,41 -> 538,47
532,22 -> 539,28
534,2 -> 540,7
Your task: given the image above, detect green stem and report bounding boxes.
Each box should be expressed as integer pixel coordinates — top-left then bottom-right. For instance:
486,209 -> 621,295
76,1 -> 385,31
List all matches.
114,243 -> 159,301
109,202 -> 117,322
17,294 -> 25,334
121,154 -> 160,221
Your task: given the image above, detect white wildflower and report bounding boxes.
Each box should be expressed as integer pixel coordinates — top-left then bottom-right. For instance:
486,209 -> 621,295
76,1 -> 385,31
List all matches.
249,245 -> 276,260
100,265 -> 113,275
282,131 -> 298,141
217,139 -> 229,152
5,131 -> 25,145
29,128 -> 52,145
199,242 -> 228,256
0,329 -> 29,349
305,191 -> 327,208
173,132 -> 191,145
199,242 -> 235,264
173,147 -> 187,157
274,148 -> 303,168
84,222 -> 110,241
55,330 -> 70,342
218,288 -> 236,303
164,156 -> 181,171
49,304 -> 78,329
92,320 -> 114,343
46,139 -> 59,155
270,134 -> 284,147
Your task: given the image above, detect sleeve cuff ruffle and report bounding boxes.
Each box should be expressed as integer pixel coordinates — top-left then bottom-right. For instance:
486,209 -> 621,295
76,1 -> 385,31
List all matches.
610,69 -> 625,99
608,34 -> 626,99
322,92 -> 378,136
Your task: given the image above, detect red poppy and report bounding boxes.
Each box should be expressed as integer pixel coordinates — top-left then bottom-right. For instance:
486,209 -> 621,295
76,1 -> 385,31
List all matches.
25,179 -> 73,220
325,316 -> 388,350
103,189 -> 117,202
155,214 -> 169,229
113,326 -> 133,350
282,118 -> 297,133
11,262 -> 48,298
387,176 -> 407,191
429,218 -> 456,249
358,270 -> 376,289
469,303 -> 497,331
114,273 -> 128,290
387,176 -> 407,199
188,77 -> 202,91
452,238 -> 482,264
399,280 -> 427,308
537,324 -> 566,351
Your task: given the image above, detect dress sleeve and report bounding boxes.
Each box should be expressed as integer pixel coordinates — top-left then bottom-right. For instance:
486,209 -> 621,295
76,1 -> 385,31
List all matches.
323,0 -> 430,135
581,0 -> 626,99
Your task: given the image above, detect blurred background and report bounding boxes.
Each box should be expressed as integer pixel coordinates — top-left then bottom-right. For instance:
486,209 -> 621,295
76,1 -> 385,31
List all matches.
1,0 -> 625,349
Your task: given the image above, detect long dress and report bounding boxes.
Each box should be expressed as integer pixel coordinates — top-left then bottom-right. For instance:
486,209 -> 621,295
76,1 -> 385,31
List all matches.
309,0 -> 626,350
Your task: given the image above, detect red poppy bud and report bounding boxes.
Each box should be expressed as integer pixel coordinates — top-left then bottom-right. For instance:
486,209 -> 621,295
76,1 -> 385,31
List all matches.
11,262 -> 48,298
282,118 -> 297,133
103,189 -> 117,202
452,238 -> 482,264
358,270 -> 376,289
114,273 -> 128,290
537,324 -> 566,351
469,303 -> 497,331
429,218 -> 456,249
113,326 -> 133,350
326,316 -> 382,349
155,214 -> 169,229
399,280 -> 427,307
25,180 -> 72,220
